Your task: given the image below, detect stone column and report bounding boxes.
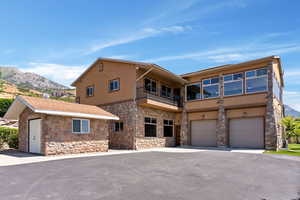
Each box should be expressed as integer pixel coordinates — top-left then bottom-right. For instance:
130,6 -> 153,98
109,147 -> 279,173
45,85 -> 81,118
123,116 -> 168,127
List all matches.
180,86 -> 189,146
216,74 -> 228,147
265,64 -> 277,150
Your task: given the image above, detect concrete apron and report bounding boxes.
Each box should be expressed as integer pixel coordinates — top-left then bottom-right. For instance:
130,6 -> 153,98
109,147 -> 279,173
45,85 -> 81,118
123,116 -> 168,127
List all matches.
0,147 -> 264,167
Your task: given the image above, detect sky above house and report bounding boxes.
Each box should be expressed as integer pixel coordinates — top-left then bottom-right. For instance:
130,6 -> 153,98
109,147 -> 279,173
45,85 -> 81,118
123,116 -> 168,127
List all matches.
0,0 -> 300,110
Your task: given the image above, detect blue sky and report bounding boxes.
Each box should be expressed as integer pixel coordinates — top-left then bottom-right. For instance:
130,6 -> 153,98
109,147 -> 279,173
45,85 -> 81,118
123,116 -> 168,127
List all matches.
1,0 -> 300,110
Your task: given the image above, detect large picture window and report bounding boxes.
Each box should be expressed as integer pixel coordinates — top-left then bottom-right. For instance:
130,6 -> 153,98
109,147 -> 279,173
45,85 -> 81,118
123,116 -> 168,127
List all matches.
273,76 -> 281,101
144,78 -> 157,93
202,77 -> 220,99
186,83 -> 201,101
72,119 -> 90,134
163,120 -> 173,137
223,73 -> 243,96
246,68 -> 268,94
144,117 -> 157,137
161,85 -> 172,98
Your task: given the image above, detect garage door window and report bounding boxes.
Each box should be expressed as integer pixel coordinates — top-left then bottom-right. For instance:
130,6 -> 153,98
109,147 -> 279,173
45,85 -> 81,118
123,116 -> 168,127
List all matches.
223,73 -> 243,96
144,117 -> 157,137
202,77 -> 220,99
72,119 -> 90,134
163,120 -> 173,137
246,68 -> 268,94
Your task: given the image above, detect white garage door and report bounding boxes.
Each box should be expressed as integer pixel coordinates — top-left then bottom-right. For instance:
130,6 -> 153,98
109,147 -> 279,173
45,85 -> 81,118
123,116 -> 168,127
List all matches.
29,119 -> 42,154
191,120 -> 217,147
229,117 -> 264,149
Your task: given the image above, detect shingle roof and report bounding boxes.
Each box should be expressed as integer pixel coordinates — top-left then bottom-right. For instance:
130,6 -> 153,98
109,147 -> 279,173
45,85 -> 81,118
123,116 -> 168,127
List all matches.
4,96 -> 119,120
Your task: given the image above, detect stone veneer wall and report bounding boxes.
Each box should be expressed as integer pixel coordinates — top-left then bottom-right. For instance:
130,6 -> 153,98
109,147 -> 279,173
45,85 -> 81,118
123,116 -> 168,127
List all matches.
100,101 -> 137,149
135,106 -> 176,149
19,108 -> 109,155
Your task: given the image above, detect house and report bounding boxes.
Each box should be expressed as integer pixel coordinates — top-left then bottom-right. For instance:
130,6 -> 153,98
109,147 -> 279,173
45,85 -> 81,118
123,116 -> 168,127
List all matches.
72,56 -> 284,150
4,95 -> 119,155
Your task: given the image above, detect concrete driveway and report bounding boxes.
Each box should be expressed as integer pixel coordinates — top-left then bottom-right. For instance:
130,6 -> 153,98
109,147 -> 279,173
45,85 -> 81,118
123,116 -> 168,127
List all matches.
0,151 -> 299,200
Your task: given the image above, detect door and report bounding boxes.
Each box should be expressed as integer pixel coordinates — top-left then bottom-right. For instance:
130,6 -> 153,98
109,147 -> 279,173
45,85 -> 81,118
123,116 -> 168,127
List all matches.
229,117 -> 264,148
175,125 -> 181,146
191,120 -> 217,147
29,119 -> 41,154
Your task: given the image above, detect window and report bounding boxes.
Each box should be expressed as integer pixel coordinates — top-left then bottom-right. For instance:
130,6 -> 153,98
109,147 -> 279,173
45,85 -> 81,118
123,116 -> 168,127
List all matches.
86,86 -> 94,97
114,121 -> 124,132
246,68 -> 268,94
202,77 -> 220,99
161,85 -> 172,98
98,62 -> 104,72
109,79 -> 120,91
223,73 -> 243,96
72,119 -> 90,134
144,117 -> 157,137
273,76 -> 282,101
163,120 -> 173,137
144,78 -> 157,93
186,83 -> 201,101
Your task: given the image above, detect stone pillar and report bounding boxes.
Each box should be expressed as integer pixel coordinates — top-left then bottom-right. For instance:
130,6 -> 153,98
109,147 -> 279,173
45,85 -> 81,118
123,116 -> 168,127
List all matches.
180,86 -> 189,146
265,64 -> 278,150
217,102 -> 227,147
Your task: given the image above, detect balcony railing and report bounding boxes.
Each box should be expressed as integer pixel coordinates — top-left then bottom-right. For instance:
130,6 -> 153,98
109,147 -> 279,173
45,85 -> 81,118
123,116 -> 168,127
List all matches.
136,87 -> 183,107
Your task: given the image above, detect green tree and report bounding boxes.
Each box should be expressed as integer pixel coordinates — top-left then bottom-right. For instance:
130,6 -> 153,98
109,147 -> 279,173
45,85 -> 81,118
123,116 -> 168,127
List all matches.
0,98 -> 14,117
282,116 -> 300,146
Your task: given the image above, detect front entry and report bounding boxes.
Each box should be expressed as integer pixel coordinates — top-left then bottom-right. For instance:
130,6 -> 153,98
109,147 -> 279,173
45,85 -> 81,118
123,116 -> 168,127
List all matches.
29,119 -> 41,154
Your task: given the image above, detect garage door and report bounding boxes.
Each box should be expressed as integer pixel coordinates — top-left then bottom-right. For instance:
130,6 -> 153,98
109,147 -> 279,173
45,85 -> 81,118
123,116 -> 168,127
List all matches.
29,119 -> 42,154
191,120 -> 217,147
229,118 -> 264,148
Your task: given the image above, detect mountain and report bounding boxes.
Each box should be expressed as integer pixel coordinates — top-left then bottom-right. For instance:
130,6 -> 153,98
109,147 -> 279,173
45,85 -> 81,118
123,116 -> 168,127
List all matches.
0,66 -> 69,92
285,105 -> 300,117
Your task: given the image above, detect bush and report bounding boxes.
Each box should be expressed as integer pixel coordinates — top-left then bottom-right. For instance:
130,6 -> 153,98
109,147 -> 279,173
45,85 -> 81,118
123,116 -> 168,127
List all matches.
0,127 -> 18,149
0,98 -> 14,117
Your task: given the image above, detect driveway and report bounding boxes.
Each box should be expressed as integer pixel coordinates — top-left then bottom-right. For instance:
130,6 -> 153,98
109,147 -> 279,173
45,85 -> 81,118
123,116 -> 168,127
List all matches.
0,151 -> 299,200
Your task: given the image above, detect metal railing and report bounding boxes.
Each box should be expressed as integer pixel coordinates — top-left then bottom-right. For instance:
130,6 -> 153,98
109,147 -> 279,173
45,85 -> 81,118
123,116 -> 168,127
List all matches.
136,87 -> 183,107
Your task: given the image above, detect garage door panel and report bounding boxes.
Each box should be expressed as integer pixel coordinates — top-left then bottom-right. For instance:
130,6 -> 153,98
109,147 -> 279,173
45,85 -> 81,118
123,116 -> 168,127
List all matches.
230,118 -> 264,148
191,120 -> 217,147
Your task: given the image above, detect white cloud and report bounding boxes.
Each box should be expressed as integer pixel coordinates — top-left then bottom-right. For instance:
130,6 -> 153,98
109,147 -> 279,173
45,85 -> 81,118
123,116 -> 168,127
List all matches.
284,91 -> 300,111
85,25 -> 191,55
106,54 -> 135,60
22,63 -> 85,86
144,43 -> 300,63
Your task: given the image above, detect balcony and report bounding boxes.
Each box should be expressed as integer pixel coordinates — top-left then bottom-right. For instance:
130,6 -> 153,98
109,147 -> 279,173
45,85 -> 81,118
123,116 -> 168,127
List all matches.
136,87 -> 183,111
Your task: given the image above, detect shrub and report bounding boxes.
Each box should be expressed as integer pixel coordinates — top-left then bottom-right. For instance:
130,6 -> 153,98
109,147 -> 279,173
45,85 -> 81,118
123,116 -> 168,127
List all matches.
0,127 -> 18,149
0,98 -> 14,117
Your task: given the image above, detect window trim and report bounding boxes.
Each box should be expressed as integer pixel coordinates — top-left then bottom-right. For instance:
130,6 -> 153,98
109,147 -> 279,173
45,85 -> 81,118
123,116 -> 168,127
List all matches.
163,119 -> 174,137
202,77 -> 220,99
144,117 -> 157,137
245,68 -> 268,94
86,85 -> 94,97
109,78 -> 120,92
223,72 -> 244,97
72,118 -> 90,134
185,82 -> 201,102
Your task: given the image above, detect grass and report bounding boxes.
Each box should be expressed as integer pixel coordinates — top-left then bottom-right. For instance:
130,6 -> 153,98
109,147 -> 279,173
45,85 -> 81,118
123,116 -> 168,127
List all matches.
264,143 -> 300,157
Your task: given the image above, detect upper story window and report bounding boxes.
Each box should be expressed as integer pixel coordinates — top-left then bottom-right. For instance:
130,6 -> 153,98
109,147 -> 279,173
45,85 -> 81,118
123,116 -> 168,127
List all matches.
72,119 -> 90,134
144,78 -> 157,93
186,83 -> 201,101
144,117 -> 157,137
114,121 -> 124,132
86,86 -> 94,97
202,77 -> 220,99
109,79 -> 120,92
273,75 -> 282,101
245,68 -> 268,94
223,73 -> 243,96
161,85 -> 172,98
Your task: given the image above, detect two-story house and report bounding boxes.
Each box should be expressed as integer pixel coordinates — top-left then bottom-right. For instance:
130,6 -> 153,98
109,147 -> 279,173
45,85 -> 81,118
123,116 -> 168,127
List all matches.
72,56 -> 284,150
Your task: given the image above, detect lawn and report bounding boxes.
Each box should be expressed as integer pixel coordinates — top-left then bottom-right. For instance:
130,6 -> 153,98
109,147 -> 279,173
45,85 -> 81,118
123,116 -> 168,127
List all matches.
264,144 -> 300,157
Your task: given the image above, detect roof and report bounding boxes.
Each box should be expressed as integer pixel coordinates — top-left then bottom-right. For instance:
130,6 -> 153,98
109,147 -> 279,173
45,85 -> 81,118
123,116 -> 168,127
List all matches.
4,96 -> 119,120
181,56 -> 283,85
71,57 -> 187,86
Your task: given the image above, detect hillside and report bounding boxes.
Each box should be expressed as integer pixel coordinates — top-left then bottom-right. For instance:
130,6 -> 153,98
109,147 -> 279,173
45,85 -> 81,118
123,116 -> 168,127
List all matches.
285,105 -> 300,117
0,66 -> 69,92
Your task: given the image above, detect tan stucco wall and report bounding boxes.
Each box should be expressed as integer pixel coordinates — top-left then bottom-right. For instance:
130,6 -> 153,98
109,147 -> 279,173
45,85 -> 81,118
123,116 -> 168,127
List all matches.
75,60 -> 137,105
226,107 -> 266,119
188,111 -> 218,120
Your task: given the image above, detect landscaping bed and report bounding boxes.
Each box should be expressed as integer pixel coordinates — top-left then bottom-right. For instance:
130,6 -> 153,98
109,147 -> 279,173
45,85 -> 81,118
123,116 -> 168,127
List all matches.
264,144 -> 300,157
